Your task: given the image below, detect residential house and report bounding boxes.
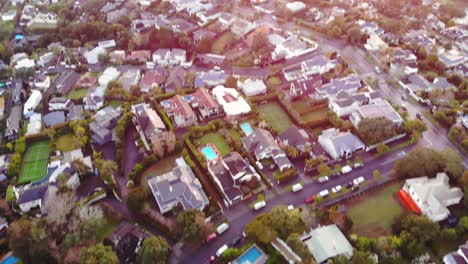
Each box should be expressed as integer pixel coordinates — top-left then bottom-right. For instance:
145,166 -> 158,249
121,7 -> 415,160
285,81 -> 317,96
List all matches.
208,152 -> 260,206
38,52 -> 55,67
272,35 -> 309,61
432,77 -> 456,91
119,69 -> 141,90
401,74 -> 432,103
438,50 -> 467,69
242,128 -> 293,172
289,76 -> 322,97
152,49 -> 171,66
443,241 -> 468,264
191,88 -> 221,120
283,55 -> 337,82
316,75 -> 362,98
67,104 -> 84,121
364,33 -> 388,52
303,225 -> 354,263
328,91 -> 369,117
237,78 -> 267,97
5,105 -> 22,140
350,98 -> 403,128
104,223 -> 149,264
98,67 -> 121,88
1,10 -> 16,21
285,1 -> 306,14
318,128 -> 365,160
278,125 -> 312,153
14,58 -> 35,70
212,85 -> 251,117
192,28 -> 216,44
231,18 -> 255,38
127,50 -> 151,64
27,12 -> 57,29
84,46 -> 106,65
160,95 -> 197,128
400,173 -> 463,222
169,49 -> 187,65
89,106 -> 121,145
196,53 -> 225,66
43,111 -> 65,127
34,74 -> 51,90
164,66 -> 186,92
23,90 -> 42,118
388,48 -> 418,76
76,75 -> 97,88
194,69 -> 227,88
26,113 -> 42,136
49,97 -> 71,111
83,95 -> 104,111
441,26 -> 468,40
98,39 -> 116,49
131,103 -> 167,153
139,68 -> 167,93
109,50 -> 126,64
148,157 -> 209,214
17,184 -> 49,213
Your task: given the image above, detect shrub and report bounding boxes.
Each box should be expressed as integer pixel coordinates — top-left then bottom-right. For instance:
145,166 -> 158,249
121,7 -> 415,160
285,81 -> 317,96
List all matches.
273,168 -> 297,184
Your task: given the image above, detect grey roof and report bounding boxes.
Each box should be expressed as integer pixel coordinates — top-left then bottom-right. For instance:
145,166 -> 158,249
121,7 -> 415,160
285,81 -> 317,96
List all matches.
208,157 -> 243,203
148,158 -> 208,213
304,225 -> 354,263
49,97 -> 70,105
67,104 -> 84,121
18,185 -> 48,204
444,253 -> 467,264
90,106 -> 121,145
44,111 -> 65,127
407,74 -> 431,91
279,125 -> 311,150
6,105 -> 22,138
433,77 -> 454,90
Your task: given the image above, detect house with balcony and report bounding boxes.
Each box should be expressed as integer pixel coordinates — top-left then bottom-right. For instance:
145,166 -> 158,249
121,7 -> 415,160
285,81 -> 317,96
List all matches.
160,95 -> 197,128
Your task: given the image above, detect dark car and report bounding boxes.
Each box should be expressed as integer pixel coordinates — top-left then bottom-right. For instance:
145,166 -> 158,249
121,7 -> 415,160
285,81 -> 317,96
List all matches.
345,182 -> 353,189
230,236 -> 242,247
416,113 -> 424,120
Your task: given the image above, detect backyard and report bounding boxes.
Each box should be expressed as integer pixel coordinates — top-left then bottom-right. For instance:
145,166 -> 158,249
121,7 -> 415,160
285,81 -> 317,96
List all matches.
257,102 -> 293,134
196,132 -> 231,156
141,155 -> 179,189
347,182 -> 405,237
211,32 -> 235,54
55,134 -> 76,153
300,107 -> 329,126
67,88 -> 88,100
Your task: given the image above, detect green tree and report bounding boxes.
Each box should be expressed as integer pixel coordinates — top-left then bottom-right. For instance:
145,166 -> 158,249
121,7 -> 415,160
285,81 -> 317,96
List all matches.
14,137 -> 26,154
221,248 -> 241,263
376,143 -> 390,155
286,233 -> 313,261
80,244 -> 118,264
403,119 -> 427,134
99,160 -> 117,186
175,210 -> 213,242
358,117 -> 396,145
317,163 -> 332,177
394,147 -> 445,179
398,215 -> 440,258
137,236 -> 170,264
126,186 -> 148,213
440,147 -> 464,180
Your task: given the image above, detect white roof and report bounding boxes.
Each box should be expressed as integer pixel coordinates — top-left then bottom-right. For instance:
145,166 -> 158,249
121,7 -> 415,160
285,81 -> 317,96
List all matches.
84,46 -> 106,64
98,67 -> 120,87
14,58 -> 35,69
98,39 -> 116,49
212,85 -> 251,116
286,1 -> 306,13
304,225 -> 353,263
23,90 -> 42,117
238,79 -> 267,96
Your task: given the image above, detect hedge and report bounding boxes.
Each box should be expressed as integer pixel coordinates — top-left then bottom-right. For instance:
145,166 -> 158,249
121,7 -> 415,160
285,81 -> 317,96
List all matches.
273,168 -> 298,184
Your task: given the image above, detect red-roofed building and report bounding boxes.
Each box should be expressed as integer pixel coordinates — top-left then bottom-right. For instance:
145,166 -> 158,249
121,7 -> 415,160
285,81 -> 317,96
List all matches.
127,50 -> 151,63
160,95 -> 197,128
140,68 -> 168,92
192,88 -> 221,120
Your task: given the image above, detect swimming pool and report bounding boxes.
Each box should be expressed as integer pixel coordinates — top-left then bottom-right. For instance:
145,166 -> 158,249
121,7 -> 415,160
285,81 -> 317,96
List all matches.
236,246 -> 262,264
240,122 -> 253,135
14,34 -> 24,40
201,145 -> 218,161
1,256 -> 19,264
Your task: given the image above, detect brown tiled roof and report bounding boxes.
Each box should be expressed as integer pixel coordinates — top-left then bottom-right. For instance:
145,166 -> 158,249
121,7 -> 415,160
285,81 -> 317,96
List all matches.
193,88 -> 219,109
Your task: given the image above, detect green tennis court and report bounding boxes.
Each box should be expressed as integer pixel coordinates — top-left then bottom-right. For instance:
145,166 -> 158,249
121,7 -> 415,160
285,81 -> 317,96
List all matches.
18,141 -> 50,184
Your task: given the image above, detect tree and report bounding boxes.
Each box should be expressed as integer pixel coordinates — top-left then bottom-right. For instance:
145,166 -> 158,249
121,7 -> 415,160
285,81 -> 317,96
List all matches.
358,117 -> 396,145
394,147 -> 445,179
137,236 -> 170,264
403,119 -> 427,135
80,244 -> 118,264
72,158 -> 90,176
175,210 -> 213,242
99,160 -> 117,186
440,147 -> 464,180
14,137 -> 26,154
285,146 -> 300,160
225,75 -> 238,89
286,233 -> 313,262
44,188 -> 76,236
317,163 -> 332,177
376,143 -> 390,155
126,186 -> 148,213
251,32 -> 269,51
398,214 -> 440,259
98,53 -> 110,64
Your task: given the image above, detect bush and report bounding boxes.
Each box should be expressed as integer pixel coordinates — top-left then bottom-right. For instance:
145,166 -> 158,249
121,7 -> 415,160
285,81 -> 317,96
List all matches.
273,168 -> 297,184
376,143 -> 390,155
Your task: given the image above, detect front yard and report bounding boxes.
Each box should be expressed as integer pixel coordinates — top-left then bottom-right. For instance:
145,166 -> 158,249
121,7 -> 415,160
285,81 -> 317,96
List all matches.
196,132 -> 232,156
347,182 -> 404,237
257,102 -> 293,134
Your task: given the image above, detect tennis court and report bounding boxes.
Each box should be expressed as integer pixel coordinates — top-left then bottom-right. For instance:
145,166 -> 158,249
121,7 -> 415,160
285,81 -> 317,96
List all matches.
18,141 -> 50,184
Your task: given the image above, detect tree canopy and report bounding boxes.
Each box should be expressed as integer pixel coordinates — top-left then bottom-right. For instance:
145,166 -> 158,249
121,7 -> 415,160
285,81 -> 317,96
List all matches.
80,244 -> 118,264
137,236 -> 170,264
358,117 -> 397,145
175,209 -> 213,242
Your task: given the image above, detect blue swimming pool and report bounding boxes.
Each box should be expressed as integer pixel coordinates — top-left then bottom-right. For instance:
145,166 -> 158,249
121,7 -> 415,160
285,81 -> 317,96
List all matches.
237,246 -> 262,264
14,34 -> 24,40
1,256 -> 19,264
240,122 -> 253,135
201,146 -> 218,161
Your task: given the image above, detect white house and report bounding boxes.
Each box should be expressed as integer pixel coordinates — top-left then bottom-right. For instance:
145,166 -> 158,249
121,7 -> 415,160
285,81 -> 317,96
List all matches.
237,78 -> 267,97
14,58 -> 35,70
318,128 -> 365,160
401,173 -> 463,222
304,225 -> 354,263
285,1 -> 306,13
364,33 -> 388,52
84,46 -> 106,64
152,49 -> 170,66
16,185 -> 49,213
212,85 -> 251,116
23,90 -> 42,118
49,97 -> 71,111
98,67 -> 120,87
98,39 -> 116,49
350,98 -> 404,128
169,48 -> 186,65
1,10 -> 17,21
34,74 -> 50,90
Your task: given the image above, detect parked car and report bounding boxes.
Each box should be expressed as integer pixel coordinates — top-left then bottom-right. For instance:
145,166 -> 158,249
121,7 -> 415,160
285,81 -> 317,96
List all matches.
288,204 -> 294,210
205,233 -> 217,243
318,189 -> 329,198
292,183 -> 303,192
216,244 -> 228,257
256,161 -> 263,170
216,223 -> 229,235
318,176 -> 329,183
374,66 -> 381,73
401,104 -> 407,111
341,165 -> 352,174
416,113 -> 424,120
345,182 -> 354,189
332,185 -> 342,193
253,200 -> 266,211
208,256 -> 215,264
230,236 -> 242,247
401,94 -> 407,101
305,195 -> 315,204
353,176 -> 365,186
353,162 -> 363,168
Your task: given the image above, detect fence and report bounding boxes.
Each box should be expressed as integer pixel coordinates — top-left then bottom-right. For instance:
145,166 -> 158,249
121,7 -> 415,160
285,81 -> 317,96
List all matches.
365,133 -> 407,151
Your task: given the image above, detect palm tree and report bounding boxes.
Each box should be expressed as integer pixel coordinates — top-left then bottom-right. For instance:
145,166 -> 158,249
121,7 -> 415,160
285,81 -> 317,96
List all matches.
100,160 -> 117,186
72,158 -> 90,177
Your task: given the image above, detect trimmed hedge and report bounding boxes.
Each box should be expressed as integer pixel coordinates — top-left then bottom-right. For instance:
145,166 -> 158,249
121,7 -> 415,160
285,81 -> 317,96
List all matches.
273,167 -> 298,184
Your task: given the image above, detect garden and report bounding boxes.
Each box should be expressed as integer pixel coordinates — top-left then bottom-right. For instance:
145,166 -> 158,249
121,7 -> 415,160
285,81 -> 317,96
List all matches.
55,134 -> 77,153
257,102 -> 293,134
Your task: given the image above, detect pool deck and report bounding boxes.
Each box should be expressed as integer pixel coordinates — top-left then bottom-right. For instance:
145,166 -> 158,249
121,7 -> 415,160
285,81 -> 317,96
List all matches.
232,244 -> 268,264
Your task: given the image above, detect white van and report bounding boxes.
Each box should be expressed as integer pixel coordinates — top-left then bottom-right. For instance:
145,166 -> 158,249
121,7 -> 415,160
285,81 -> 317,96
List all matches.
318,189 -> 329,198
253,200 -> 266,211
341,165 -> 352,174
353,176 -> 365,186
216,244 -> 228,257
318,176 -> 329,183
292,183 -> 303,192
216,223 -> 229,235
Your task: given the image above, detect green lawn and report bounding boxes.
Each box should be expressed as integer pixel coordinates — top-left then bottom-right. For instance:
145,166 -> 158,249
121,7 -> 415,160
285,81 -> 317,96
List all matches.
257,102 -> 293,134
197,132 -> 231,156
301,107 -> 329,124
292,101 -> 310,113
55,134 -> 76,153
19,141 -> 50,184
141,155 -> 179,188
229,129 -> 242,143
347,183 -> 404,237
212,32 -> 235,54
109,100 -> 122,108
67,88 -> 88,100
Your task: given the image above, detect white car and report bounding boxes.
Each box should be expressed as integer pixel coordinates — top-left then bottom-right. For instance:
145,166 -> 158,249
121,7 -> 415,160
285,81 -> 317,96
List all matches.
216,223 -> 229,235
318,176 -> 329,183
341,165 -> 352,174
256,161 -> 263,170
353,162 -> 363,168
332,185 -> 342,193
253,200 -> 266,211
216,244 -> 228,257
353,176 -> 365,186
288,204 -> 294,210
291,183 -> 303,192
318,189 -> 329,198
375,66 -> 381,73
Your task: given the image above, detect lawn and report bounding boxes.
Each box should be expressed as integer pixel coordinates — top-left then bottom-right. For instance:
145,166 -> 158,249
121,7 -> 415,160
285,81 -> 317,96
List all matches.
257,102 -> 293,134
301,107 -> 329,125
197,132 -> 231,156
141,155 -> 179,188
211,32 -> 236,54
109,100 -> 122,108
229,129 -> 242,143
67,88 -> 88,100
19,141 -> 50,184
347,182 -> 404,237
55,134 -> 76,153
